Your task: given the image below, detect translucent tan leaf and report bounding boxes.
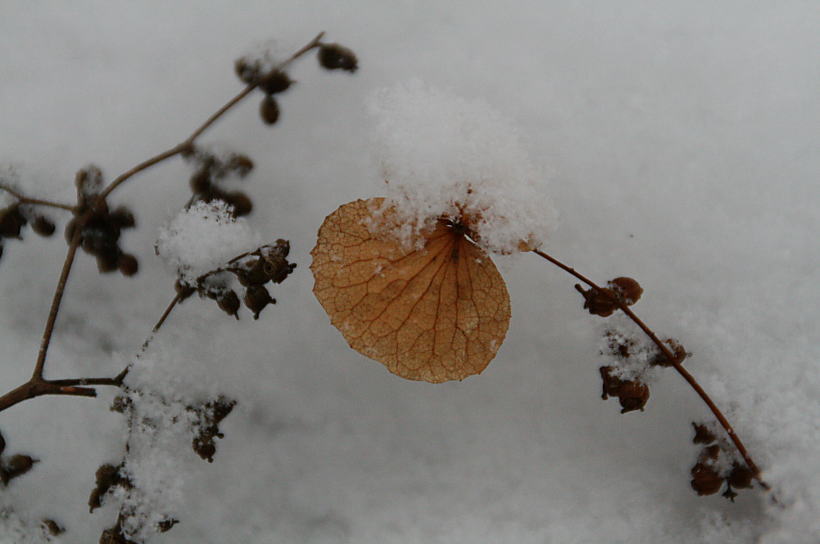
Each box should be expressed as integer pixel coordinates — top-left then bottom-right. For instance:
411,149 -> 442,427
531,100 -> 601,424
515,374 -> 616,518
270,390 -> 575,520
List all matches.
311,198 -> 511,383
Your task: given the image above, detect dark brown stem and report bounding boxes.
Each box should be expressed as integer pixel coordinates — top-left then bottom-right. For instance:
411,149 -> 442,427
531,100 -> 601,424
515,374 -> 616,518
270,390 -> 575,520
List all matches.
152,293 -> 182,333
0,183 -> 76,212
532,248 -> 769,489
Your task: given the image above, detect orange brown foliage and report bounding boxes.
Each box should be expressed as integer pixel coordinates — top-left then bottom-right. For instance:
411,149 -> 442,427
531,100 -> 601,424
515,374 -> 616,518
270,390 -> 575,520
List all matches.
311,198 -> 511,383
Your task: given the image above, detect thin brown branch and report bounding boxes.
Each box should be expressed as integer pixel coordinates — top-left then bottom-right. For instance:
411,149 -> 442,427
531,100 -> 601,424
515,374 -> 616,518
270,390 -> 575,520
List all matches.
153,293 -> 182,334
0,380 -> 97,413
31,226 -> 83,380
532,248 -> 769,489
21,32 -> 326,393
0,183 -> 75,211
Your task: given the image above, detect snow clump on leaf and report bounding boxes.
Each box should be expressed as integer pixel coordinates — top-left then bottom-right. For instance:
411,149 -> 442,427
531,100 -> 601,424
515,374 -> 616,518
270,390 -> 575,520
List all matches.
367,80 -> 558,254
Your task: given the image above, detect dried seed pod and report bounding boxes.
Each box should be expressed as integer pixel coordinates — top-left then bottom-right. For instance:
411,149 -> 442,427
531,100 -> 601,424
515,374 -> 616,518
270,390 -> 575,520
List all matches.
41,519 -> 64,536
576,285 -> 617,317
0,205 -> 26,238
698,444 -> 721,462
691,422 -> 717,444
226,154 -> 254,177
651,338 -> 687,367
727,463 -> 754,489
608,276 -> 643,304
189,169 -> 212,194
217,290 -> 240,318
258,70 -> 292,94
32,216 -> 56,237
244,284 -> 274,319
175,279 -> 196,301
259,96 -> 280,125
96,251 -> 120,273
109,206 -> 136,229
234,57 -> 260,84
89,464 -> 120,512
157,518 -> 178,533
3,454 -> 37,481
617,381 -> 650,413
242,258 -> 270,285
691,462 -> 724,496
317,43 -> 358,72
223,191 -> 253,217
118,254 -> 139,276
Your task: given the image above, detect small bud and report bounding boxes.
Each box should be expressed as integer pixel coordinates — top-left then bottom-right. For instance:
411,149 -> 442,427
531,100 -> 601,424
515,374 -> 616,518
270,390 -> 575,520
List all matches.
226,154 -> 254,177
193,439 -> 216,463
691,422 -> 716,444
75,165 -> 104,208
234,57 -> 260,84
690,462 -> 724,496
118,254 -> 139,276
608,277 -> 643,305
223,191 -> 253,217
157,518 -> 179,533
31,216 -> 56,237
109,206 -> 136,229
317,43 -> 358,72
258,70 -> 293,95
244,285 -> 274,319
259,96 -> 280,125
241,258 -> 270,285
89,464 -> 121,512
698,444 -> 721,462
189,169 -> 212,194
41,519 -> 65,536
575,284 -> 617,317
175,279 -> 196,301
3,454 -> 37,481
617,381 -> 650,413
96,251 -> 120,273
217,290 -> 240,318
0,205 -> 26,238
727,463 -> 754,489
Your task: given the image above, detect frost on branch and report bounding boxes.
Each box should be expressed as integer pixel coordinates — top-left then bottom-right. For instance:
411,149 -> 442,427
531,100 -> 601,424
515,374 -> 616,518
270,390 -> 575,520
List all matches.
155,200 -> 261,286
367,80 -> 558,254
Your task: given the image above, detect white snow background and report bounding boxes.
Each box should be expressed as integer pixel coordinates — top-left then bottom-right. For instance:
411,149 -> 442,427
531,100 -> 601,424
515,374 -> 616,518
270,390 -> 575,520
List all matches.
0,1 -> 817,542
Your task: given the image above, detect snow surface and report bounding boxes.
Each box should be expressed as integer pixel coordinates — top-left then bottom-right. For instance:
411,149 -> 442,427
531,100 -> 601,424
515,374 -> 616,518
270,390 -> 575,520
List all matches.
1,1 -> 818,543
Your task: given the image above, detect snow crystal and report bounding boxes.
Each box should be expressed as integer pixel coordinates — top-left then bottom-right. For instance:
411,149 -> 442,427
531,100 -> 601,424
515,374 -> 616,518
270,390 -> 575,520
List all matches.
367,80 -> 558,254
155,200 -> 261,285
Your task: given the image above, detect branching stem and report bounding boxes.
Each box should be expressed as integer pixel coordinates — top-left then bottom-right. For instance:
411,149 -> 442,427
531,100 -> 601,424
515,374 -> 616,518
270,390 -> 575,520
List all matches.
532,248 -> 769,490
0,32 -> 326,414
0,183 -> 76,212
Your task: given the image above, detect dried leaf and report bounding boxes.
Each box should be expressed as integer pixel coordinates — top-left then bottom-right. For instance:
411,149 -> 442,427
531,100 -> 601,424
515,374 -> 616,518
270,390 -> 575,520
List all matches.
311,198 -> 511,383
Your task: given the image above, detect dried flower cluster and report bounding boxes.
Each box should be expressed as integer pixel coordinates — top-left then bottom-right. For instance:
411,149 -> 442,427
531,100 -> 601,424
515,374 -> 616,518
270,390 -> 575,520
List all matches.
689,422 -> 755,501
175,240 -> 295,320
235,40 -> 357,127
182,147 -> 256,217
0,201 -> 56,264
66,166 -> 139,275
